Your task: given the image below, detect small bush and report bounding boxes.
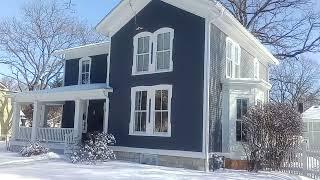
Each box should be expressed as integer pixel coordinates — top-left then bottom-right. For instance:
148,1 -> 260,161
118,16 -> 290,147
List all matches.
20,142 -> 49,157
69,132 -> 116,164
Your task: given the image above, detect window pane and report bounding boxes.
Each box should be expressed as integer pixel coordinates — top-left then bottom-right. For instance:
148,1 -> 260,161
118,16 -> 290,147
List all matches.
236,121 -> 242,141
237,99 -> 241,119
163,32 -> 170,50
162,90 -> 168,110
157,34 -> 164,51
234,46 -> 239,64
161,112 -> 168,132
226,42 -> 232,59
143,54 -> 149,71
136,55 -> 149,72
138,38 -> 143,53
155,90 -> 162,110
155,112 -> 161,132
135,112 -> 146,132
242,100 -> 248,116
163,51 -> 170,69
157,52 -> 164,70
143,37 -> 150,53
313,122 -> 320,131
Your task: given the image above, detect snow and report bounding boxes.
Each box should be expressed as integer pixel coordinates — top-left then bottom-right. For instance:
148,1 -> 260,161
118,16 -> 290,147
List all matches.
0,141 -> 312,180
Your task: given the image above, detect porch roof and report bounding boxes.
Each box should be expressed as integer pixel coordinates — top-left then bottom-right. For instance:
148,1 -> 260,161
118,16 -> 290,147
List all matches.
12,83 -> 113,103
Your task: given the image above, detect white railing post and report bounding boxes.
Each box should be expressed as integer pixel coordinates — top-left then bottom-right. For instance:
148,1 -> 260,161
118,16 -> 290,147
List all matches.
11,102 -> 21,140
302,142 -> 308,175
31,101 -> 41,142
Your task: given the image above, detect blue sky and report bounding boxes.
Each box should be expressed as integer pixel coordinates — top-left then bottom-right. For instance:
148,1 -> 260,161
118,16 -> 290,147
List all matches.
0,0 -> 319,76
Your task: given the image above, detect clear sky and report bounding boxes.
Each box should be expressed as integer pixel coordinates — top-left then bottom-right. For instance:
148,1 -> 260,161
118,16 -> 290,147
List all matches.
0,0 -> 319,76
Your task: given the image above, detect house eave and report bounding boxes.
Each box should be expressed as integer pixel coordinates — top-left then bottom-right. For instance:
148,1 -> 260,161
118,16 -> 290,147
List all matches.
54,41 -> 110,60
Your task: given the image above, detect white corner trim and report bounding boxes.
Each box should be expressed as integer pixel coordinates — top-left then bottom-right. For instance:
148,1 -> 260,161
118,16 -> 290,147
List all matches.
129,85 -> 172,137
112,146 -> 206,159
202,18 -> 210,171
78,57 -> 92,85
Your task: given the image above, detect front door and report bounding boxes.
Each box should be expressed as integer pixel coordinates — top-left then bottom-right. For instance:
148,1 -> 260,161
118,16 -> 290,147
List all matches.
87,100 -> 105,133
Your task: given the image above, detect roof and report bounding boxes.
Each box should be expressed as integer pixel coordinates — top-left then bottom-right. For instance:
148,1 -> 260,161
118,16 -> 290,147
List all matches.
95,0 -> 279,65
302,106 -> 320,121
12,83 -> 113,103
54,41 -> 110,60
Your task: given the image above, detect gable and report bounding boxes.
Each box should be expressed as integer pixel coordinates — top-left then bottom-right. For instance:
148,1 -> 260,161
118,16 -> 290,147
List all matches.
96,0 -> 278,65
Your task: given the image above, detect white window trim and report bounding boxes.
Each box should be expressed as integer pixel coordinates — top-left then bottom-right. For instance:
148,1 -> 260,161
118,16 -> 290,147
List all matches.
153,27 -> 174,73
226,37 -> 241,79
129,84 -> 172,137
132,32 -> 153,76
78,57 -> 92,85
254,58 -> 260,79
132,28 -> 174,76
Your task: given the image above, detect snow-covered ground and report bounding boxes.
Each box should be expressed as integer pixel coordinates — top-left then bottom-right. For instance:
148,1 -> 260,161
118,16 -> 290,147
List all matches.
0,141 -> 311,180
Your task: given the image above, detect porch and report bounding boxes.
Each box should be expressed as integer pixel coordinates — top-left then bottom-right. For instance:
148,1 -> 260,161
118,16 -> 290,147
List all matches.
10,84 -> 113,147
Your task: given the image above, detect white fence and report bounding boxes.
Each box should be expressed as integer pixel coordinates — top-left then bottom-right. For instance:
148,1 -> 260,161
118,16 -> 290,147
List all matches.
37,128 -> 74,143
16,127 -> 32,141
280,144 -> 320,179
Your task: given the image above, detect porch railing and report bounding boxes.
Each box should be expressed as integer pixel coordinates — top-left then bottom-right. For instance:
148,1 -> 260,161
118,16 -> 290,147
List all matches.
16,127 -> 32,141
37,128 -> 74,143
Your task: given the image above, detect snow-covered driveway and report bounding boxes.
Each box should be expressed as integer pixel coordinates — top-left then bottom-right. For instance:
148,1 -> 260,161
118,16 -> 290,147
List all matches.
0,142 -> 311,180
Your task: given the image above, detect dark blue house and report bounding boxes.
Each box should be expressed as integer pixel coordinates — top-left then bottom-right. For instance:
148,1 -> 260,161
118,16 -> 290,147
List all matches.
10,0 -> 278,171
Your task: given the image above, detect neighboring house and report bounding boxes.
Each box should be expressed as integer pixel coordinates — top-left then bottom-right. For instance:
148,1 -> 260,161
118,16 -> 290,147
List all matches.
302,106 -> 320,150
10,0 -> 278,170
0,83 -> 12,140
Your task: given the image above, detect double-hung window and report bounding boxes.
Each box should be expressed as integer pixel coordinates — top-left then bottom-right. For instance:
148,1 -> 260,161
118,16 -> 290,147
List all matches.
226,38 -> 241,78
79,57 -> 91,85
236,99 -> 248,142
130,85 -> 172,137
133,32 -> 152,75
132,28 -> 174,75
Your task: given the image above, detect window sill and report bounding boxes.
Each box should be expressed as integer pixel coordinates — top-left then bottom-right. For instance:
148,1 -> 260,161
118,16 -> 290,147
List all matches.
132,69 -> 173,76
129,132 -> 171,137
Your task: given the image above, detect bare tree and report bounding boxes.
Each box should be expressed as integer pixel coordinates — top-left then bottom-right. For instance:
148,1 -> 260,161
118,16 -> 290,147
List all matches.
270,58 -> 320,108
243,103 -> 303,172
217,0 -> 320,60
0,0 -> 102,91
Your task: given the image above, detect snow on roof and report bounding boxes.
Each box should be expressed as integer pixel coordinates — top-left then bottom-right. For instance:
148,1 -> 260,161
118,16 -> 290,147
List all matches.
54,41 -> 110,60
302,106 -> 320,121
18,83 -> 111,96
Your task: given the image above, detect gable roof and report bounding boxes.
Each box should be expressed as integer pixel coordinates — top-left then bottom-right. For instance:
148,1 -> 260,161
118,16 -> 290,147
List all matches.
303,106 -> 320,121
96,0 -> 279,65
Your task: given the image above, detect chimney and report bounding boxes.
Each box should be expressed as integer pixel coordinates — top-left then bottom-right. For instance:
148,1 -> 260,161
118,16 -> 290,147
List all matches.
298,103 -> 304,114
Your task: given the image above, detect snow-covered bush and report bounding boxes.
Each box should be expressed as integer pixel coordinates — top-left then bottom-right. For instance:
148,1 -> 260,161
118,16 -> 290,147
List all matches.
242,103 -> 303,172
20,142 -> 49,157
69,132 -> 116,164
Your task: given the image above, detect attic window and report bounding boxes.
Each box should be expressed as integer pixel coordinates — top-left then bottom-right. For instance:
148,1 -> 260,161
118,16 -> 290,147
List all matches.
132,28 -> 174,75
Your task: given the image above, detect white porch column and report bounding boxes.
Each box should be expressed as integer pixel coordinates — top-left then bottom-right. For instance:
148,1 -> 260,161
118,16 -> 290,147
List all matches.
74,99 -> 83,138
103,95 -> 110,133
31,101 -> 41,142
11,102 -> 21,140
